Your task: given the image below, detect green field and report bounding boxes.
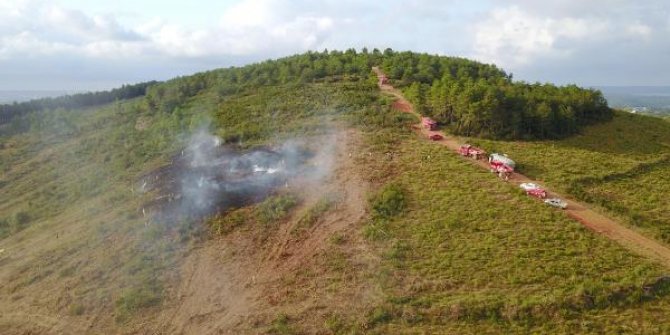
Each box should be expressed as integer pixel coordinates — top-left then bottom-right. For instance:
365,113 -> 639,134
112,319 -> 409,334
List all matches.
323,111 -> 670,333
467,111 -> 670,244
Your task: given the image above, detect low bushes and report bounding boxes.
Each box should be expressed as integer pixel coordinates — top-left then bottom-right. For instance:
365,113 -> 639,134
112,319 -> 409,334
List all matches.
115,280 -> 163,323
370,183 -> 406,219
364,183 -> 407,241
255,194 -> 298,225
0,210 -> 32,238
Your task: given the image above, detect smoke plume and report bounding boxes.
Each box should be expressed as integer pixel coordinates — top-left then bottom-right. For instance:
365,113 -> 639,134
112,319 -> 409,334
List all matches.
139,128 -> 335,225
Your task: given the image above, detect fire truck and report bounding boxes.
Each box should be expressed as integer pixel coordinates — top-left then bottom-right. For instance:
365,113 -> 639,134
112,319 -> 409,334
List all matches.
458,144 -> 486,160
489,153 -> 515,180
421,117 -> 438,130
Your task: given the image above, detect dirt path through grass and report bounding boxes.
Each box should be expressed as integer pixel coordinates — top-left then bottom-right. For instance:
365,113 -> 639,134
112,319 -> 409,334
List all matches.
372,66 -> 670,269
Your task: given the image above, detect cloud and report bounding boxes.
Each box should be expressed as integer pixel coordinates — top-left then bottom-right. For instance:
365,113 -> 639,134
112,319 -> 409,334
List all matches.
0,0 -> 350,89
473,6 -> 607,66
0,0 -> 144,59
0,0 -> 338,60
626,22 -> 652,39
0,0 -> 669,88
471,2 -> 670,84
42,6 -> 141,42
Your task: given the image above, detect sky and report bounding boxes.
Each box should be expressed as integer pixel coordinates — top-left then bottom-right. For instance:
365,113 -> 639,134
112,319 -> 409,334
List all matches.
0,0 -> 669,90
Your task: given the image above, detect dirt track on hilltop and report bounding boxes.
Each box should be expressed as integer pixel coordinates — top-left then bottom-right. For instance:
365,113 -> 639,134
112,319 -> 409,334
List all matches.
372,66 -> 670,269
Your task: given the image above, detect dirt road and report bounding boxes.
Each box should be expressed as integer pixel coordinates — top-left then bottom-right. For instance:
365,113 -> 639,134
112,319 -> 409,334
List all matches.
372,67 -> 670,269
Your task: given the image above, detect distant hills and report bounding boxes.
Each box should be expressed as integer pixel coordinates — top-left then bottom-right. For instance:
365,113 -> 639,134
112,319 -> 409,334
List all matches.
597,86 -> 670,114
0,90 -> 78,104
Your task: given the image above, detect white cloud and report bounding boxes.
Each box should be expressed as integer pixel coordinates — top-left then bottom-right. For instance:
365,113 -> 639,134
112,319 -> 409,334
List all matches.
472,2 -> 670,85
0,0 -> 669,88
626,22 -> 652,39
473,6 -> 608,66
42,6 -> 139,42
0,0 -> 337,60
220,0 -> 277,30
0,31 -> 71,58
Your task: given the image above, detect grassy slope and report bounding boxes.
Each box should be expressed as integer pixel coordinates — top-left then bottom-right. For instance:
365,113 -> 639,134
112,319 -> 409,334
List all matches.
0,80 -> 378,331
3,73 -> 670,333
351,124 -> 670,333
466,111 -> 670,244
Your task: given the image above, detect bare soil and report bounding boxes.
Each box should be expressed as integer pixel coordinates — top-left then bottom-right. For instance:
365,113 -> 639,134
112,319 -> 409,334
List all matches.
147,128 -> 381,334
372,66 -> 670,269
0,128 -> 380,334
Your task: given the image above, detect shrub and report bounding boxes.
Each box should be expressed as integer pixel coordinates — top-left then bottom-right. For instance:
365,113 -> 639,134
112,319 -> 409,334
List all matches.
255,194 -> 298,225
329,232 -> 347,245
69,303 -> 85,316
209,208 -> 251,235
294,195 -> 336,233
363,221 -> 389,241
0,211 -> 32,237
370,183 -> 406,218
324,314 -> 348,333
269,313 -> 295,335
0,218 -> 9,238
12,210 -> 31,228
365,306 -> 393,328
115,281 -> 162,322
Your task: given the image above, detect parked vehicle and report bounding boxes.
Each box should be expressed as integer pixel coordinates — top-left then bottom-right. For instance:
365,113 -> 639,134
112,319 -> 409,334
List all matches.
422,117 -> 438,130
378,74 -> 389,86
544,198 -> 568,209
519,182 -> 540,191
489,153 -> 515,180
519,183 -> 547,199
458,144 -> 486,160
527,188 -> 547,199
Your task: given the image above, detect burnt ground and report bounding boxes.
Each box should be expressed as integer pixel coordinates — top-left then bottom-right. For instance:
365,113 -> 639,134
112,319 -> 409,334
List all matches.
137,141 -> 314,225
0,127 -> 379,335
130,128 -> 382,334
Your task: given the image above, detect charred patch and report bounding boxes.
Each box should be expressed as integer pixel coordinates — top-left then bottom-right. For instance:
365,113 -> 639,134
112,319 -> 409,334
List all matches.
137,130 -> 315,225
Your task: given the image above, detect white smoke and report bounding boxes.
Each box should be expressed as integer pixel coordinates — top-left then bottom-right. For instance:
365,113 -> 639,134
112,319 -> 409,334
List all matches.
141,127 -> 336,224
186,129 -> 222,168
253,165 -> 281,174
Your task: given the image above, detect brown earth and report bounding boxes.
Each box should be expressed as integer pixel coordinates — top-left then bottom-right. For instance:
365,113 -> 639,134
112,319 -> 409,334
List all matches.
146,128 -> 381,334
0,128 -> 381,334
372,66 -> 670,269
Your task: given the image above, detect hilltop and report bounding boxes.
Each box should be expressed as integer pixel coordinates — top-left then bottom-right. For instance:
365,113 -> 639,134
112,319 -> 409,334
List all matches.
2,49 -> 670,334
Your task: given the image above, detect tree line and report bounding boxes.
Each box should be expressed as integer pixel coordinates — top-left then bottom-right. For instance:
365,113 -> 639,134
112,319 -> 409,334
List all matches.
143,48 -> 612,139
0,81 -> 157,125
2,48 -> 612,140
387,51 -> 611,139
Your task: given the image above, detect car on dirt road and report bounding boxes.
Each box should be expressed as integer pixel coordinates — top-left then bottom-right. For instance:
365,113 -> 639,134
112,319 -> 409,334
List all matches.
428,134 -> 443,141
544,198 -> 568,209
519,183 -> 547,199
526,188 -> 547,199
519,183 -> 540,191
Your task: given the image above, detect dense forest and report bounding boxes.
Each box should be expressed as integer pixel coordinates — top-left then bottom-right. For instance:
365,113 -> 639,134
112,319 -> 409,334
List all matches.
1,48 -> 612,140
381,51 -> 611,139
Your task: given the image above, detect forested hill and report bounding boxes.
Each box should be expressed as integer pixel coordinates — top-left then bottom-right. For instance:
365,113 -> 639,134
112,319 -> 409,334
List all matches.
0,81 -> 156,126
1,49 -> 611,140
